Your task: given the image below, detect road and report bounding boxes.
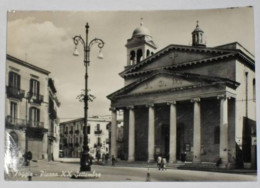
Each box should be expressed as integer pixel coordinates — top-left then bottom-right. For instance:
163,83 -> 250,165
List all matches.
4,160 -> 257,182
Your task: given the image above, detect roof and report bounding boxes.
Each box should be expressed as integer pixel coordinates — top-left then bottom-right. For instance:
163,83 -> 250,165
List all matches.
120,43 -> 255,78
7,54 -> 50,75
132,25 -> 151,37
60,117 -> 111,125
107,70 -> 240,100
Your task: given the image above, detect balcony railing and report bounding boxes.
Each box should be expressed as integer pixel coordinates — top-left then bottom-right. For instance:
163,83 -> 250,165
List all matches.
94,129 -> 102,134
6,86 -> 25,100
6,116 -> 44,129
6,116 -> 26,127
28,121 -> 44,128
28,92 -> 44,104
94,143 -> 102,148
69,130 -> 73,134
75,130 -> 80,134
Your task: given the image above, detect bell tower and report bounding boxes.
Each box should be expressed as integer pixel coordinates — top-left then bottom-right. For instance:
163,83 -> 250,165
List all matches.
192,21 -> 206,47
125,18 -> 157,66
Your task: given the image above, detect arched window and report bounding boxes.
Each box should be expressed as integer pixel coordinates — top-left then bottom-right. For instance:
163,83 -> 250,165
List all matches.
253,78 -> 255,101
214,126 -> 220,144
146,49 -> 150,57
130,50 -> 135,65
137,49 -> 143,63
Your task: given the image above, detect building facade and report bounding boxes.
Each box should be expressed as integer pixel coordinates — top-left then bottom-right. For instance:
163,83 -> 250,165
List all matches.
59,116 -> 110,159
47,78 -> 61,161
5,55 -> 53,162
108,22 -> 256,168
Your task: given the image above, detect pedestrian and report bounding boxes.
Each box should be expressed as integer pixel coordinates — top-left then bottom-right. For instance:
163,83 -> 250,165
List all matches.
157,155 -> 162,170
161,158 -> 167,170
112,155 -> 116,166
105,153 -> 109,163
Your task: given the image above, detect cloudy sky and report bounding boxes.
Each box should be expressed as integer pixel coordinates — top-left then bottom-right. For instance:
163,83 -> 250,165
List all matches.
6,7 -> 254,122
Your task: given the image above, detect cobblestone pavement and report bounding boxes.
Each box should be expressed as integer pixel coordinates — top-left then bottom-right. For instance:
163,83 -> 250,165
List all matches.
4,160 -> 257,182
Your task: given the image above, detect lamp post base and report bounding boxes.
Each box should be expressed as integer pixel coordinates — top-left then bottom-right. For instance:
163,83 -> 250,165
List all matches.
80,149 -> 92,172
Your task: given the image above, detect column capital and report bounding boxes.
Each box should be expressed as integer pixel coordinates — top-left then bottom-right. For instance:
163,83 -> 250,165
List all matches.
167,101 -> 176,105
217,94 -> 231,100
127,105 -> 134,110
146,104 -> 154,108
191,98 -> 200,103
109,107 -> 117,112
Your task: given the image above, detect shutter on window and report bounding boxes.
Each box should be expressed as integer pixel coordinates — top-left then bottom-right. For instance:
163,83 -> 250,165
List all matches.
17,74 -> 21,89
37,81 -> 40,96
30,79 -> 33,94
9,72 -> 13,87
37,109 -> 40,123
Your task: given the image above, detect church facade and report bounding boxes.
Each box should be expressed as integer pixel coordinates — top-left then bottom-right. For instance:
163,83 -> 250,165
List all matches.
107,22 -> 256,168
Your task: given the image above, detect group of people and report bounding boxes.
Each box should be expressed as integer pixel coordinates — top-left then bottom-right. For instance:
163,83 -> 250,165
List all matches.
157,156 -> 167,170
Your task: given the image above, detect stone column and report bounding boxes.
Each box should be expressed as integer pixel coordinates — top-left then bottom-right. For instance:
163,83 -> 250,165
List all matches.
191,98 -> 201,163
168,101 -> 177,163
147,104 -> 155,162
110,107 -> 117,158
128,106 -> 135,162
218,95 -> 229,164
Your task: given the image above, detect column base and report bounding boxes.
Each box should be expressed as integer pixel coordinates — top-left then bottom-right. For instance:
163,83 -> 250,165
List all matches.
147,159 -> 154,163
128,158 -> 135,162
192,160 -> 201,163
169,159 -> 177,164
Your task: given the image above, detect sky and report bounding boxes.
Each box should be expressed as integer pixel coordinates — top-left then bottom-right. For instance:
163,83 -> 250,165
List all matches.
6,7 -> 255,122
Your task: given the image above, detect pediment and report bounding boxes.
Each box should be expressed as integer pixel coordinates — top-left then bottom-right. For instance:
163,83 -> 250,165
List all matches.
121,45 -> 231,77
128,73 -> 206,95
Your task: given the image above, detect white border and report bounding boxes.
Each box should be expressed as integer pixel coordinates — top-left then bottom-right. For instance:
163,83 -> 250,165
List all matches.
0,0 -> 259,188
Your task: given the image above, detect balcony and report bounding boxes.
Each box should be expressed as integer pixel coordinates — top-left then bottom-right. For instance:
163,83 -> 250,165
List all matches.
28,92 -> 44,105
28,120 -> 44,128
94,143 -> 102,148
94,129 -> 102,135
6,86 -> 25,100
75,130 -> 80,134
6,116 -> 47,138
64,131 -> 68,135
6,116 -> 26,128
48,131 -> 56,141
69,130 -> 73,134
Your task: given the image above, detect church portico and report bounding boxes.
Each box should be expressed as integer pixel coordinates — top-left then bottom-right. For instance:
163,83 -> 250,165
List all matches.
110,92 -> 235,165
108,21 -> 255,168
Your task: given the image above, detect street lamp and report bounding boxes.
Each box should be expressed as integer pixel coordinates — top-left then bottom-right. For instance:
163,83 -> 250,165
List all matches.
72,23 -> 105,172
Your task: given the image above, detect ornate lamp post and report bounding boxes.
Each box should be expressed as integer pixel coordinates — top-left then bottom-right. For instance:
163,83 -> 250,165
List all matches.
73,23 -> 104,172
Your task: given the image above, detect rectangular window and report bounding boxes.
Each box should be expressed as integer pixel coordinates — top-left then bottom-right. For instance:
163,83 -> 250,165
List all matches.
29,107 -> 40,127
96,124 -> 100,131
97,137 -> 101,144
10,102 -> 17,122
9,72 -> 20,89
87,126 -> 90,134
30,79 -> 40,96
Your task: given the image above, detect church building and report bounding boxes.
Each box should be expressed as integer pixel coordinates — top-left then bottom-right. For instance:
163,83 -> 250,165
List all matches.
107,21 -> 256,168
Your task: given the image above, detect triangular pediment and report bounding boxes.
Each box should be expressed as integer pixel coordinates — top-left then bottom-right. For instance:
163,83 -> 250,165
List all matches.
129,73 -> 202,95
121,44 -> 233,77
107,71 -> 240,100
